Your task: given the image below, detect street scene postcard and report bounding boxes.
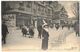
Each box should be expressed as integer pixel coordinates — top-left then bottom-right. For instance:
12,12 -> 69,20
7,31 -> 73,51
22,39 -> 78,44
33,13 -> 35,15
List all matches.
1,1 -> 80,52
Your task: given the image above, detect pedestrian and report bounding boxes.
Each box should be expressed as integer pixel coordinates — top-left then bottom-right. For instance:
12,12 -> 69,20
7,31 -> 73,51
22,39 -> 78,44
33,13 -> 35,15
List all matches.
55,23 -> 59,30
41,24 -> 49,50
68,24 -> 70,30
21,25 -> 27,37
37,25 -> 42,39
74,21 -> 79,36
20,25 -> 22,29
2,21 -> 9,44
29,25 -> 34,38
62,25 -> 64,29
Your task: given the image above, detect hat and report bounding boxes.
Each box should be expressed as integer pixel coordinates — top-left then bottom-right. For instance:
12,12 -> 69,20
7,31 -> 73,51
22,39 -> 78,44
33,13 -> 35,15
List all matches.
42,23 -> 48,28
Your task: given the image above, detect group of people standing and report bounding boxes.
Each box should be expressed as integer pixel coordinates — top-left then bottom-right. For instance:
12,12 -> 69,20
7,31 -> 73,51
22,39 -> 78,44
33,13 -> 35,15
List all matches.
21,25 -> 34,38
2,20 -> 79,50
21,23 -> 49,50
2,19 -> 49,50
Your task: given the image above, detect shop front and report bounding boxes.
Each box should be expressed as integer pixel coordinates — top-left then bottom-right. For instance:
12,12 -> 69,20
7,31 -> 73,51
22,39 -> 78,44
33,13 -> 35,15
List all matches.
16,13 -> 31,28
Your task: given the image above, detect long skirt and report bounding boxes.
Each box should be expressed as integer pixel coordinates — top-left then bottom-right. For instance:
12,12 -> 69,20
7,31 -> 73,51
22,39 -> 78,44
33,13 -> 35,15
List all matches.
42,38 -> 48,50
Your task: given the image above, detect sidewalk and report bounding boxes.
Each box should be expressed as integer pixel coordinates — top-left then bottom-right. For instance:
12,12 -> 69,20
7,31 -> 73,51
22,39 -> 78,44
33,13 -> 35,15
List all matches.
2,27 -> 80,52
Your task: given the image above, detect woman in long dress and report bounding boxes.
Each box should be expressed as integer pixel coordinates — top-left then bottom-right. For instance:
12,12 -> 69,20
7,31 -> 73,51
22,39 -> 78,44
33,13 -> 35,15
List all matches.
42,25 -> 49,50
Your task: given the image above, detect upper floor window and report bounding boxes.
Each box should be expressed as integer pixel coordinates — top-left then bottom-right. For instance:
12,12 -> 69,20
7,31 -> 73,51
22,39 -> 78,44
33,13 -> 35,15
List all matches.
45,8 -> 48,14
38,5 -> 41,11
18,1 -> 24,10
19,1 -> 24,6
26,1 -> 32,8
42,7 -> 44,12
33,9 -> 36,14
40,1 -> 44,4
48,9 -> 50,14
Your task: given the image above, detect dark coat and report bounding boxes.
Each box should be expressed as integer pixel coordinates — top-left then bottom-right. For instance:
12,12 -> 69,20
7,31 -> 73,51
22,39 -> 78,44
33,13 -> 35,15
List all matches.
74,22 -> 79,33
37,25 -> 42,31
29,28 -> 34,36
55,24 -> 59,29
42,29 -> 49,50
22,27 -> 27,34
2,23 -> 8,37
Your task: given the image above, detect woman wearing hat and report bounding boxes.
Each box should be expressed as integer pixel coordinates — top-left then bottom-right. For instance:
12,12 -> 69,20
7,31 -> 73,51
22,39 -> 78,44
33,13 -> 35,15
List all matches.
41,24 -> 49,50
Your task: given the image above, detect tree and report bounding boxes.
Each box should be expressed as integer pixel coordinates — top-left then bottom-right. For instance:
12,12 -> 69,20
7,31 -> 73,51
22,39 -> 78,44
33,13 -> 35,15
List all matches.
71,2 -> 79,19
52,1 -> 62,12
52,2 -> 68,20
59,6 -> 68,19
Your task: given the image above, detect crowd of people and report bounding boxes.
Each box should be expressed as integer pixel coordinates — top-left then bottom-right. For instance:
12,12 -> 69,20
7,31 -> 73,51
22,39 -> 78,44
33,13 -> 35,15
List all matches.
2,20 -> 79,50
21,24 -> 34,38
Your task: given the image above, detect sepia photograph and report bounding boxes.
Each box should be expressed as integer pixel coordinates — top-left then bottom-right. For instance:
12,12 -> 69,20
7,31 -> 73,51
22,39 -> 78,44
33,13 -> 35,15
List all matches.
1,1 -> 80,52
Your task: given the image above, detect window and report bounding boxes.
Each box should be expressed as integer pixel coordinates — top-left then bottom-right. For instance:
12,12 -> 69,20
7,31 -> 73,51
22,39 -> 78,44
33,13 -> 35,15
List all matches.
40,1 -> 44,4
41,7 -> 44,15
42,7 -> 44,12
19,2 -> 24,6
38,5 -> 41,11
18,2 -> 24,10
26,1 -> 31,8
48,9 -> 50,14
33,9 -> 36,13
19,1 -> 24,6
45,9 -> 48,14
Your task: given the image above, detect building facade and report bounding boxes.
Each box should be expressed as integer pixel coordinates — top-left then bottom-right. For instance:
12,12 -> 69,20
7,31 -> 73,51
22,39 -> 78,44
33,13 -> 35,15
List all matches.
2,1 -> 67,27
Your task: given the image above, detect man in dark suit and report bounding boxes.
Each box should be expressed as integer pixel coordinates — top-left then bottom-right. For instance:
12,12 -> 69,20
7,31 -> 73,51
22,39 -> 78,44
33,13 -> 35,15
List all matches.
2,22 -> 9,44
74,21 -> 79,36
37,25 -> 42,39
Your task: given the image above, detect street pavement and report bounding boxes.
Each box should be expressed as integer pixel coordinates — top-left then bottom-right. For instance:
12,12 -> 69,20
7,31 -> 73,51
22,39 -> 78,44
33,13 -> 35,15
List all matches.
2,27 -> 80,52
